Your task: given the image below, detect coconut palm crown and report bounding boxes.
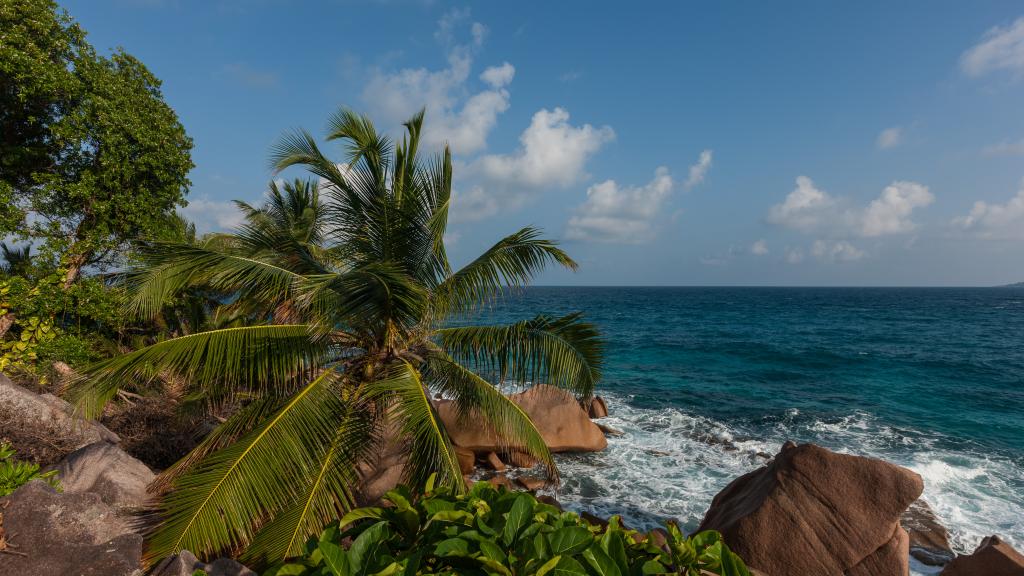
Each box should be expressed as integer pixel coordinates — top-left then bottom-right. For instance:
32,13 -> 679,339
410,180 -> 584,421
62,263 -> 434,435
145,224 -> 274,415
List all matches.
70,108 -> 603,565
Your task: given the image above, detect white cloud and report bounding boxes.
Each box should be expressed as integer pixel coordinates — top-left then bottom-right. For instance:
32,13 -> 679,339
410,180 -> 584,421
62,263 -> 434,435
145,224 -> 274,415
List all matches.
566,167 -> 673,243
961,17 -> 1024,77
453,108 -> 614,222
362,12 -> 509,155
811,240 -> 865,262
982,138 -> 1024,156
876,126 -> 903,149
559,70 -> 583,83
767,176 -> 933,237
480,62 -> 515,88
860,181 -> 934,236
684,150 -> 713,190
179,196 -> 245,233
767,176 -> 840,232
952,180 -> 1024,239
785,247 -> 804,264
751,239 -> 769,255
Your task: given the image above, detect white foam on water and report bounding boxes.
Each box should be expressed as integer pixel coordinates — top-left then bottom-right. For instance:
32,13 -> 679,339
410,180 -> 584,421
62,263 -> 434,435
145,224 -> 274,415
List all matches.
540,394 -> 1024,576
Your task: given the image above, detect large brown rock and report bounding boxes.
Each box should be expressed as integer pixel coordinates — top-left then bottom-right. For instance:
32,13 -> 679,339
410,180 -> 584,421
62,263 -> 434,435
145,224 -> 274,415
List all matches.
0,480 -> 143,576
54,442 -> 156,511
698,442 -> 923,576
902,499 -> 955,566
940,535 -> 1024,576
0,374 -> 119,455
438,384 -> 607,454
586,396 -> 609,418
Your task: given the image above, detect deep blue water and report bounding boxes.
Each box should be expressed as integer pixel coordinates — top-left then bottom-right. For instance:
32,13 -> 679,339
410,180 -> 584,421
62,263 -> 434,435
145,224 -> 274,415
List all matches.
469,287 -> 1024,567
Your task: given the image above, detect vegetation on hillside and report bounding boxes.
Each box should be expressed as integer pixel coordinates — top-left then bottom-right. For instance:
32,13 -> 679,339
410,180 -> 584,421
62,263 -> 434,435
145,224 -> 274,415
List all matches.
266,479 -> 751,576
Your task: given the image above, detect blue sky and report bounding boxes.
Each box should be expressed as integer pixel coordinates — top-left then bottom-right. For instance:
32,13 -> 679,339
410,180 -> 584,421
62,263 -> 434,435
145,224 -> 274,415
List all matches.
64,1 -> 1024,286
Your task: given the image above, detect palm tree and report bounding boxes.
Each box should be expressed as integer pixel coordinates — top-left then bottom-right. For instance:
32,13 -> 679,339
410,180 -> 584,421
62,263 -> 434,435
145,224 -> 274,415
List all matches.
70,108 -> 603,565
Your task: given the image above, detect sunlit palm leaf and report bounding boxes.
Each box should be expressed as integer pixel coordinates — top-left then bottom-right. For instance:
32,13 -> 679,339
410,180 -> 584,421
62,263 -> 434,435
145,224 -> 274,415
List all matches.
436,227 -> 577,316
425,354 -> 557,481
436,313 -> 603,398
69,325 -> 326,418
144,370 -> 346,563
124,243 -> 304,320
364,361 -> 465,493
242,398 -> 375,562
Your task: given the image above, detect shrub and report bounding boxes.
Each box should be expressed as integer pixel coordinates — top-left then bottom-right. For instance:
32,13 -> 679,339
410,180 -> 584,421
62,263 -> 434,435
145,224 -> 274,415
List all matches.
263,478 -> 750,576
0,441 -> 60,497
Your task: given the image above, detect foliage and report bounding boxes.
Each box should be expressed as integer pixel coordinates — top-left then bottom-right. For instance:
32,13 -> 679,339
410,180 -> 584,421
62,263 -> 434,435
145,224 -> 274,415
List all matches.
0,0 -> 194,281
0,441 -> 60,497
264,480 -> 751,576
71,108 -> 603,564
0,272 -> 124,379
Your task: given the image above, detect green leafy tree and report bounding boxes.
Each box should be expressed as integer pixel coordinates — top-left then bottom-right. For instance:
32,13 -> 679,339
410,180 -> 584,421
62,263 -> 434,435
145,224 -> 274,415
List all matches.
72,109 -> 604,565
0,0 -> 194,286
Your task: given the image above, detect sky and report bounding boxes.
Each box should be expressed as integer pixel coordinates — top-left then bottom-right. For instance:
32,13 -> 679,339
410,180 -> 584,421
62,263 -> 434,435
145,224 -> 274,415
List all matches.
63,0 -> 1024,286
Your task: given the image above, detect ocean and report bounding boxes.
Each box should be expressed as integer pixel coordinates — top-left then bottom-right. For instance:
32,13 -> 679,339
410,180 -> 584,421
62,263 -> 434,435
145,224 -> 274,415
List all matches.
468,287 -> 1024,574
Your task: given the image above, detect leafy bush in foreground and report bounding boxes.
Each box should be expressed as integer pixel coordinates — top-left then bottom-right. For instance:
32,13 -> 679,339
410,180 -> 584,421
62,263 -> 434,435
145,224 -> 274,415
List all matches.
263,479 -> 750,576
0,441 -> 60,497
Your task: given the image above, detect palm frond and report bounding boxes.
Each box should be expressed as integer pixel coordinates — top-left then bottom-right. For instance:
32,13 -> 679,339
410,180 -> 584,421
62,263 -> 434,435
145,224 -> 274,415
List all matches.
69,325 -> 327,418
424,354 -> 557,482
436,313 -> 603,399
144,370 -> 346,564
242,397 -> 375,563
364,361 -> 464,493
123,243 -> 304,320
436,227 -> 576,316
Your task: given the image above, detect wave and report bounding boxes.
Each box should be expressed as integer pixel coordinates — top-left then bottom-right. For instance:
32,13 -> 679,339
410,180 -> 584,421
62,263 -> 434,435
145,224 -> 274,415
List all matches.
536,394 -> 1024,576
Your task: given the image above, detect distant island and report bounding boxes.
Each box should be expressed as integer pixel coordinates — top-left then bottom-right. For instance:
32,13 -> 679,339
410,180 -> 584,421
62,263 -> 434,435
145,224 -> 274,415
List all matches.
1000,282 -> 1024,287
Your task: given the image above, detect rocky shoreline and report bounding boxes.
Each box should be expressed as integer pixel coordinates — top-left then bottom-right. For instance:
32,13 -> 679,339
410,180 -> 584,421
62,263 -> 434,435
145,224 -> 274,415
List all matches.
2,374 -> 1022,576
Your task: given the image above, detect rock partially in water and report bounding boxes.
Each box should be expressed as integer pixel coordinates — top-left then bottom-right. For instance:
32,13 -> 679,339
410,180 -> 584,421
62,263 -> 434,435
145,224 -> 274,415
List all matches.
940,535 -> 1024,576
0,480 -> 143,576
698,442 -> 923,576
902,499 -> 955,566
53,442 -> 156,511
586,396 -> 609,418
438,384 -> 607,454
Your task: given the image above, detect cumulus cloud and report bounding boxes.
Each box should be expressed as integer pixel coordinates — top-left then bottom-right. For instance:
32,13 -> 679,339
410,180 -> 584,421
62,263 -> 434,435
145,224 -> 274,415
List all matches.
767,176 -> 840,232
961,17 -> 1024,77
767,176 -> 933,237
452,107 -> 614,222
785,247 -> 804,264
952,180 -> 1024,239
860,181 -> 935,236
751,239 -> 769,255
982,138 -> 1024,156
566,167 -> 673,243
876,126 -> 903,149
179,196 -> 245,233
362,11 -> 510,155
684,150 -> 713,190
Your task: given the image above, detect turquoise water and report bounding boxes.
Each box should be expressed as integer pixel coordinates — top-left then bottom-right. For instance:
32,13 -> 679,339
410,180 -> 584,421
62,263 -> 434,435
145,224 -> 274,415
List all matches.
470,287 -> 1024,568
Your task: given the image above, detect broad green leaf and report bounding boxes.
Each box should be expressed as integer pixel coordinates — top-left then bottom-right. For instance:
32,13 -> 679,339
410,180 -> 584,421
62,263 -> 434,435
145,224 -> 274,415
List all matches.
478,538 -> 506,562
502,494 -> 532,546
548,556 -> 588,576
319,540 -> 350,576
535,556 -> 562,576
582,543 -> 622,576
348,521 -> 390,575
640,559 -> 667,575
547,526 -> 592,556
339,508 -> 384,529
433,537 -> 470,557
